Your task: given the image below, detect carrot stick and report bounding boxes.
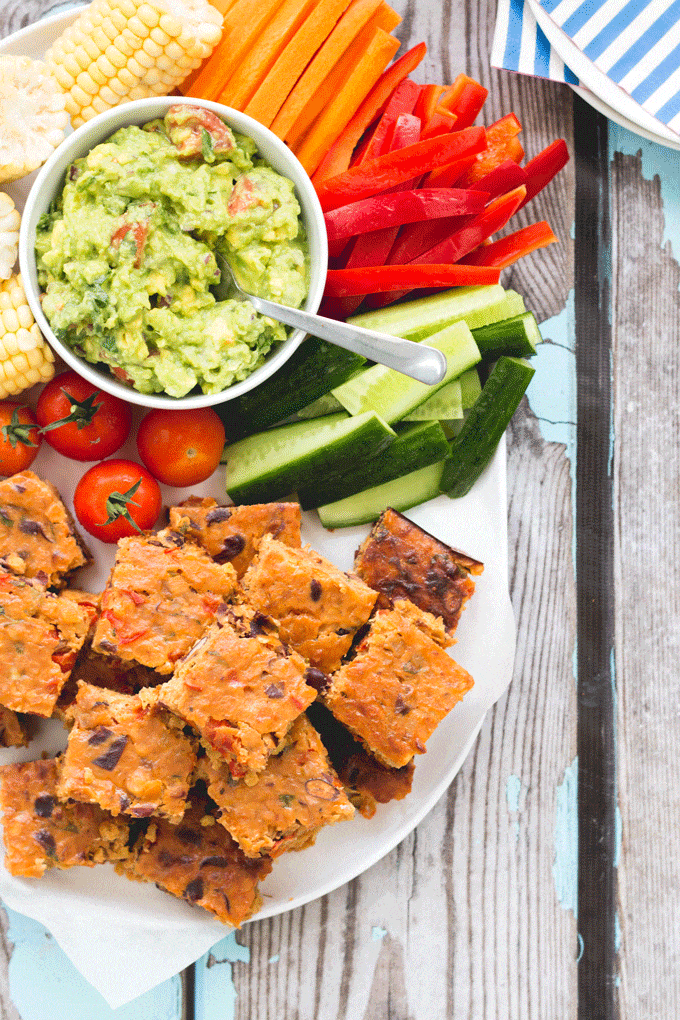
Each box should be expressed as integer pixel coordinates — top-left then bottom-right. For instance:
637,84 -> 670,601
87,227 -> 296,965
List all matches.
295,29 -> 401,175
217,0 -> 319,109
244,0 -> 356,129
283,3 -> 400,148
182,0 -> 285,101
209,0 -> 236,12
311,41 -> 426,183
270,0 -> 384,141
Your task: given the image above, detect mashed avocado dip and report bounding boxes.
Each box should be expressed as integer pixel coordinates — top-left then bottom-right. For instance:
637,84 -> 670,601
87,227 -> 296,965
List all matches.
36,105 -> 310,398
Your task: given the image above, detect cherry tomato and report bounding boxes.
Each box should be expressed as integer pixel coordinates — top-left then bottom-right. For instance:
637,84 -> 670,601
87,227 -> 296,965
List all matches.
0,403 -> 41,476
36,370 -> 132,462
136,407 -> 225,486
73,459 -> 162,543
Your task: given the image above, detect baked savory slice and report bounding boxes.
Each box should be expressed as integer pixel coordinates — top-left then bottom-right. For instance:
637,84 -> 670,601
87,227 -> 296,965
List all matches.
92,528 -> 237,673
57,682 -> 198,822
152,604 -> 316,778
307,703 -> 415,820
354,507 -> 483,636
0,568 -> 91,716
122,793 -> 272,927
199,715 -> 353,858
0,758 -> 130,877
241,535 -> 378,675
323,600 -> 474,769
0,470 -> 91,587
168,497 -> 301,577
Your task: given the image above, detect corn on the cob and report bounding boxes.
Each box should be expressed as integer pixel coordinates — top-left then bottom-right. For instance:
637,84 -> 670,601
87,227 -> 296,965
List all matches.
45,0 -> 223,128
0,56 -> 69,185
0,193 -> 20,280
0,274 -> 55,399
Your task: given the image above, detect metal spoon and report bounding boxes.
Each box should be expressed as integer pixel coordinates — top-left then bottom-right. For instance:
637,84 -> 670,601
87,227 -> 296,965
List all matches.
215,254 -> 447,386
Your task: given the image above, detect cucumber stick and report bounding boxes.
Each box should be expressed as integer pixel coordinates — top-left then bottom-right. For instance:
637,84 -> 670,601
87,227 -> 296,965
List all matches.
224,411 -> 396,504
297,420 -> 448,510
472,311 -> 543,360
217,338 -> 366,442
331,321 -> 480,423
460,367 -> 482,408
318,461 -> 445,528
348,285 -> 525,342
292,391 -> 345,420
404,379 -> 463,421
442,356 -> 535,498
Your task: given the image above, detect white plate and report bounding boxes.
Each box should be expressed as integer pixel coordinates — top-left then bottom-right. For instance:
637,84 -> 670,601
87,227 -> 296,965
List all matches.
527,0 -> 680,151
0,10 -> 516,1006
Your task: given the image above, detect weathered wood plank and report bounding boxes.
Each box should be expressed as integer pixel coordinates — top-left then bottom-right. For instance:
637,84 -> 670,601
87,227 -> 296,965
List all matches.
609,126 -> 680,1019
195,2 -> 580,1017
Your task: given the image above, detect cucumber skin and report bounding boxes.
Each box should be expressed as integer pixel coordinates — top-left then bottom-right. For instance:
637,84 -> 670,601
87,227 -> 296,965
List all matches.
349,285 -> 525,341
442,356 -> 536,498
225,411 -> 396,505
218,338 -> 366,442
297,420 -> 449,510
318,462 -> 445,529
472,311 -> 543,360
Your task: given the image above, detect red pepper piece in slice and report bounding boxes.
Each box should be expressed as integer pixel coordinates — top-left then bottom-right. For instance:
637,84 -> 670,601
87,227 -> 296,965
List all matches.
324,263 -> 500,297
315,127 -> 487,211
461,221 -> 558,268
517,138 -> 570,210
324,187 -> 488,241
312,42 -> 428,183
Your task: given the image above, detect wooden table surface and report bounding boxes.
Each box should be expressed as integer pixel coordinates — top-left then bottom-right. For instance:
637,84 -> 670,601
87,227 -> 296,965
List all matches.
1,0 -> 678,1017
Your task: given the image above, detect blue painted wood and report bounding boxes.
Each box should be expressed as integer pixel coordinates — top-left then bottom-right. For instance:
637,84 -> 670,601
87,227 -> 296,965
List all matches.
193,933 -> 250,1020
3,906 -> 184,1020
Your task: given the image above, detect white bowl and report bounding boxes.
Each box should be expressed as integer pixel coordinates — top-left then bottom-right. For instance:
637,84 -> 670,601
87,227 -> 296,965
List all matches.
19,96 -> 328,410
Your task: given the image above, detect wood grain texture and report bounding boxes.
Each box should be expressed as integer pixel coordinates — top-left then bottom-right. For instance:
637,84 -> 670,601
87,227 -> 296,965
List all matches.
610,141 -> 680,1019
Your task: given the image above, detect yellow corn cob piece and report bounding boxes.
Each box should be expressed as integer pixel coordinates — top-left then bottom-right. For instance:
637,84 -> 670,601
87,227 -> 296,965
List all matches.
0,193 -> 20,280
0,274 -> 55,399
0,56 -> 69,185
46,0 -> 223,127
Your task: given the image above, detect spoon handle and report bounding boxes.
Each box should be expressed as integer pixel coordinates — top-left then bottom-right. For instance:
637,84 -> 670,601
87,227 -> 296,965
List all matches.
247,294 -> 448,386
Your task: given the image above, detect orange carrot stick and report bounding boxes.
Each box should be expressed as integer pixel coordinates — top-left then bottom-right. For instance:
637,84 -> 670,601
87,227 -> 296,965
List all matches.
218,0 -> 319,110
244,0 -> 357,128
295,29 -> 401,175
270,0 -> 384,141
284,2 -> 401,147
183,0 -> 285,101
311,41 -> 426,183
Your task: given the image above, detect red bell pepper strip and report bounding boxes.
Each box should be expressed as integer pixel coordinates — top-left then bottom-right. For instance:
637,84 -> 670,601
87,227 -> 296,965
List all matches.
324,187 -> 489,241
324,263 -> 500,297
312,43 -> 428,183
354,78 -> 421,166
371,184 -> 527,307
458,113 -> 523,185
413,84 -> 447,125
315,127 -> 487,211
330,112 -> 422,319
461,221 -> 558,268
423,154 -> 478,187
440,75 -> 489,129
468,158 -> 527,201
517,138 -> 569,209
420,106 -> 457,138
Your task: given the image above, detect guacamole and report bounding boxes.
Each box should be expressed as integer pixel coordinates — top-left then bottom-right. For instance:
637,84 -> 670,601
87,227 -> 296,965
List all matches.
36,105 -> 310,398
